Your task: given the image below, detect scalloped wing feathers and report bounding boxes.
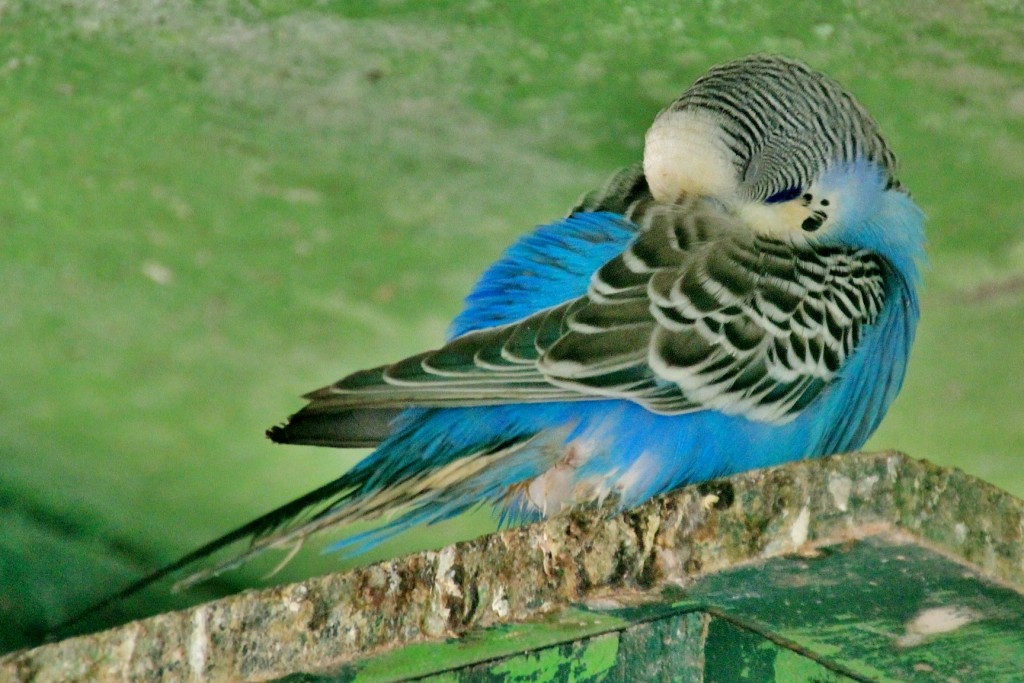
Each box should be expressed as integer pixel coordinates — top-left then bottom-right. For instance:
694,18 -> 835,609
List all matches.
290,200 -> 886,431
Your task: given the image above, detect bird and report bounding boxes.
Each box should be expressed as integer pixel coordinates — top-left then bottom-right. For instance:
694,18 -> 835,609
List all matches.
61,54 -> 925,626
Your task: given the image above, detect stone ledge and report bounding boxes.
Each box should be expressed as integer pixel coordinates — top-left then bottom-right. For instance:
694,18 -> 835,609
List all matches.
3,451 -> 1022,682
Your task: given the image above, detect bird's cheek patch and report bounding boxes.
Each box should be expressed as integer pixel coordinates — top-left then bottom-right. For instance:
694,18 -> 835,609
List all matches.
801,211 -> 828,232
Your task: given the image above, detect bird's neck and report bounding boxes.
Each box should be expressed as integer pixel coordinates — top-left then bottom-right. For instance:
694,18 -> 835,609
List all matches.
829,189 -> 927,286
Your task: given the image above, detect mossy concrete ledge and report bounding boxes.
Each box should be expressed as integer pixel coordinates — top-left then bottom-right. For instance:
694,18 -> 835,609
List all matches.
4,451 -> 1024,682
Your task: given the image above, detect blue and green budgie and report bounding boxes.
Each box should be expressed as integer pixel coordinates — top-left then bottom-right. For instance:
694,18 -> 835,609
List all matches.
116,55 -> 928,595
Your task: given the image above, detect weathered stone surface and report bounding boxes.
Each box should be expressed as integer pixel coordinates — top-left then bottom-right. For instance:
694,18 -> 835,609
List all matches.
2,451 -> 1022,682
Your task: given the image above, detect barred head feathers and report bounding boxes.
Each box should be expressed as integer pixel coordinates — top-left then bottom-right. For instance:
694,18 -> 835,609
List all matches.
644,55 -> 899,207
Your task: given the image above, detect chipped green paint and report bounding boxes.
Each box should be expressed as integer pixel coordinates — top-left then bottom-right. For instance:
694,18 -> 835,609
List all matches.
486,632 -> 618,682
402,610 -> 862,682
673,536 -> 1024,681
327,610 -> 628,683
702,616 -> 862,683
605,611 -> 705,681
412,610 -> 704,682
419,674 -> 461,683
772,648 -> 858,683
286,535 -> 1024,682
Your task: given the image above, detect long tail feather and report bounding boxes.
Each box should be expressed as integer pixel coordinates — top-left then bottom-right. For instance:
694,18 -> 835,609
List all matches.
51,425 -> 544,639
48,472 -> 359,639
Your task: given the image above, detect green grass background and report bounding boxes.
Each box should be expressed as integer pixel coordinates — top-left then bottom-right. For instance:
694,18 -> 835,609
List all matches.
1,0 -> 1022,652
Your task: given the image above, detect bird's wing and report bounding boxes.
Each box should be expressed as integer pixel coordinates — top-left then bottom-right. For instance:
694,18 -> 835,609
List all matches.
271,198 -> 888,446
543,200 -> 889,423
275,168 -> 656,449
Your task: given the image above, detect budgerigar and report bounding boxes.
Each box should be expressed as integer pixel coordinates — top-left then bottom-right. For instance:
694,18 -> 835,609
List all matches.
88,55 -> 927,601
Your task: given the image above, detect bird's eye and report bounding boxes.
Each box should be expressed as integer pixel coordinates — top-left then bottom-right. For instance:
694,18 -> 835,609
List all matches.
764,187 -> 802,204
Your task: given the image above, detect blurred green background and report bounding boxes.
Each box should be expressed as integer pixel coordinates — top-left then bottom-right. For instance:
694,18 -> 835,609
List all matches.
2,0 -> 1022,653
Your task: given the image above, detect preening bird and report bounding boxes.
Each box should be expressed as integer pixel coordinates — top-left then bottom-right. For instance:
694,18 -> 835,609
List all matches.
65,54 -> 925,623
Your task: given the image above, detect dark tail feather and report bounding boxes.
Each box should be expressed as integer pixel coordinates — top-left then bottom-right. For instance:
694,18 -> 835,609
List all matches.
47,472 -> 358,641
267,405 -> 402,447
52,403 -> 398,639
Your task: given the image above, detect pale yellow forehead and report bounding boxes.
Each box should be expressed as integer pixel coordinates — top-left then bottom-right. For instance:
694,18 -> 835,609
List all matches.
643,109 -> 737,203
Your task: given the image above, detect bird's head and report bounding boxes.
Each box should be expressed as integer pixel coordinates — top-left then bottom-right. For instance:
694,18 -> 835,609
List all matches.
643,55 -> 902,242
